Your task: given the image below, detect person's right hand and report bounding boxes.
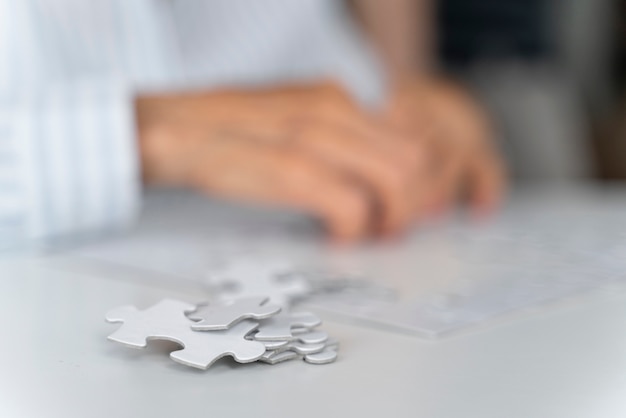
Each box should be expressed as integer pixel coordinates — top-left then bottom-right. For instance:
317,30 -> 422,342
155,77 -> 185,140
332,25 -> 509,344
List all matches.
136,83 -> 430,242
383,77 -> 507,217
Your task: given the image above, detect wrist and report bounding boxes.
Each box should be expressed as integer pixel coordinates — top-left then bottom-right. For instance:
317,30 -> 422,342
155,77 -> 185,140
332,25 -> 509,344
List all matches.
135,96 -> 193,186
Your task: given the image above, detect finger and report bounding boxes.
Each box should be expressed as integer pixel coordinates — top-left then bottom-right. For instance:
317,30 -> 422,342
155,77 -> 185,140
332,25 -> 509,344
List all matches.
379,104 -> 452,220
428,144 -> 466,216
465,148 -> 507,217
289,121 -> 418,236
326,109 -> 435,221
188,138 -> 373,242
257,83 -> 428,176
317,104 -> 427,175
396,120 -> 462,219
230,84 -> 430,184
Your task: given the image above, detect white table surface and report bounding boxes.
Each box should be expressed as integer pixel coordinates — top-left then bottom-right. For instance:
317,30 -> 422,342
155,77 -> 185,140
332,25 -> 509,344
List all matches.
2,187 -> 626,418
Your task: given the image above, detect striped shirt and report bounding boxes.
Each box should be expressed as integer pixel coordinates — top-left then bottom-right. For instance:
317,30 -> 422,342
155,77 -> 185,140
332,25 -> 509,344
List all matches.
0,0 -> 385,250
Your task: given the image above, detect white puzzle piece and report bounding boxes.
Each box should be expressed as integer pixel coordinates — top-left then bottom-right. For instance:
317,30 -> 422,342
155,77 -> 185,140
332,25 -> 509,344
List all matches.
254,312 -> 322,341
304,348 -> 338,365
259,350 -> 300,365
206,259 -> 312,307
105,299 -> 266,370
292,330 -> 328,344
264,340 -> 325,356
188,297 -> 281,330
285,341 -> 325,355
258,339 -> 290,350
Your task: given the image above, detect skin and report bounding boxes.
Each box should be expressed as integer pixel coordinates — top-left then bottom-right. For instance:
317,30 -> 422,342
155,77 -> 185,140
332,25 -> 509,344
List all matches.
137,83 -> 431,242
136,0 -> 507,242
383,78 -> 507,217
354,0 -> 506,215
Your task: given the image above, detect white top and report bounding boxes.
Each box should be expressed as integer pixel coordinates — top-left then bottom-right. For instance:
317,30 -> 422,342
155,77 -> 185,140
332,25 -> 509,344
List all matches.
0,0 -> 384,248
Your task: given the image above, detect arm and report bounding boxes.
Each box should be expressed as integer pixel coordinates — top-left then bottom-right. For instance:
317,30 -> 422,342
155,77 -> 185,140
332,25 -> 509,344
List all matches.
0,83 -> 140,249
0,2 -> 140,248
349,0 -> 437,85
350,0 -> 506,214
0,1 -> 426,246
135,83 -> 429,241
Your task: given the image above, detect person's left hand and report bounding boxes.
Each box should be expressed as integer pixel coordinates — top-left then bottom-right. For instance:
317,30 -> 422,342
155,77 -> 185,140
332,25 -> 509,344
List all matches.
136,82 -> 432,242
382,77 -> 507,218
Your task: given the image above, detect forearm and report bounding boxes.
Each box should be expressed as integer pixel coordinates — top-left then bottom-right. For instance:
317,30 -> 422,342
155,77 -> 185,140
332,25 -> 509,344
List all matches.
349,0 -> 437,85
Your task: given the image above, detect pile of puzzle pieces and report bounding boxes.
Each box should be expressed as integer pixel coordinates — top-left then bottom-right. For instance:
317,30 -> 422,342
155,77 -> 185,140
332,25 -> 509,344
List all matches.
105,296 -> 339,370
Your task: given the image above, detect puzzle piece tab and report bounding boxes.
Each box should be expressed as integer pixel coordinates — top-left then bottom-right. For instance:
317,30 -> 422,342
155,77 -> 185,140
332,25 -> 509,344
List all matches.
254,311 -> 321,341
106,299 -> 265,370
292,330 -> 328,344
304,348 -> 338,365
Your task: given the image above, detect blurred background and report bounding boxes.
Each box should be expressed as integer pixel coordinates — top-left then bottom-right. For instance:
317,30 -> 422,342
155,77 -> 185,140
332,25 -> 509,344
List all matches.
437,0 -> 623,181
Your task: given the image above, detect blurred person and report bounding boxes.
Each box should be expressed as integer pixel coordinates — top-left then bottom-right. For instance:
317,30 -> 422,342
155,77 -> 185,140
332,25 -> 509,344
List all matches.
0,0 -> 504,246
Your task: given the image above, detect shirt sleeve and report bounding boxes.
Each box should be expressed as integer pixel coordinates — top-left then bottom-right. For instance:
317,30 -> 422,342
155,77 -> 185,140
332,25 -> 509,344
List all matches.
0,81 -> 141,251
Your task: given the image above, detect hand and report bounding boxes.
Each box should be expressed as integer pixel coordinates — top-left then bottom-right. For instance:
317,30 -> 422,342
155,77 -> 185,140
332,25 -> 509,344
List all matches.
136,83 -> 430,242
383,77 -> 507,217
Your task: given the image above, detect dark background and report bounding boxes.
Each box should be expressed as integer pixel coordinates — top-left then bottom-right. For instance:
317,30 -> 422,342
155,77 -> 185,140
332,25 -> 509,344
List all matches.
439,0 -> 551,66
436,0 -> 626,180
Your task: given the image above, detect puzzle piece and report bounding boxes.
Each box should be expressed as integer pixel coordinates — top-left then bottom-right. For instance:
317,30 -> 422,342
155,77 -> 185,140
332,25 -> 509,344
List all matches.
259,350 -> 300,365
188,297 -> 281,330
264,340 -> 325,356
285,341 -> 325,355
252,329 -> 327,344
258,339 -> 290,350
254,311 -> 321,341
304,347 -> 338,365
292,330 -> 328,344
106,299 -> 266,370
206,259 -> 312,307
